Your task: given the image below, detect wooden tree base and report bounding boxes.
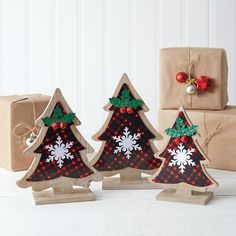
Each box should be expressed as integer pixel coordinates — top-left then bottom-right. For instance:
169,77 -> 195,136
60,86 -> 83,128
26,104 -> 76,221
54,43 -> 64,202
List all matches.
156,188 -> 214,205
102,177 -> 159,190
33,187 -> 96,205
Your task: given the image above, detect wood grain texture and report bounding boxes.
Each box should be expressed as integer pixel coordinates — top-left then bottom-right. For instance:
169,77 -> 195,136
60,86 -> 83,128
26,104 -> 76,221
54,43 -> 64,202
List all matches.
16,88 -> 102,204
102,176 -> 159,190
33,187 -> 96,205
149,106 -> 218,194
91,73 -> 162,189
157,188 -> 214,205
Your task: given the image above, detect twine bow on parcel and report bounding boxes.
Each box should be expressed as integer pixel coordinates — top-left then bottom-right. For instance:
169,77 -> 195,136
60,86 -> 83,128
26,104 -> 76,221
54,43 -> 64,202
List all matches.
177,48 -> 209,108
201,117 -> 223,154
13,97 -> 40,145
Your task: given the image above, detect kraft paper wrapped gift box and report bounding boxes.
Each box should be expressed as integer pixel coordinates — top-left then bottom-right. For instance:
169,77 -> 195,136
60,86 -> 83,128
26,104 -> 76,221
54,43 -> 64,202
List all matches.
157,107 -> 236,171
160,47 -> 228,110
0,94 -> 50,171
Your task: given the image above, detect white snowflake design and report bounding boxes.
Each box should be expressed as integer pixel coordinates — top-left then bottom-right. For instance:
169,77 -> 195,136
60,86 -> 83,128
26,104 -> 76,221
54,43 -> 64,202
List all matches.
168,143 -> 196,174
112,127 -> 142,159
45,136 -> 74,168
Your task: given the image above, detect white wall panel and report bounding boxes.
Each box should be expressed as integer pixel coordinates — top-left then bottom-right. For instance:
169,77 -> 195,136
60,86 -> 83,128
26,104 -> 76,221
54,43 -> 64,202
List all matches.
134,0 -> 158,126
0,0 -> 6,95
214,0 -> 236,104
160,0 -> 183,47
5,0 -> 26,94
109,0 -> 130,95
56,0 -> 77,109
29,0 -> 53,94
0,0 -> 235,138
82,0 -> 105,146
185,0 -> 209,46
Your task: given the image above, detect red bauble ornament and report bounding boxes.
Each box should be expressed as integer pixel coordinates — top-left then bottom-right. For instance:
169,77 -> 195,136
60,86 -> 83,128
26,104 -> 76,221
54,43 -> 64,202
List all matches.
127,107 -> 134,114
120,107 -> 127,113
176,72 -> 188,83
51,122 -> 59,130
174,138 -> 181,145
59,121 -> 67,129
195,75 -> 209,92
180,135 -> 188,143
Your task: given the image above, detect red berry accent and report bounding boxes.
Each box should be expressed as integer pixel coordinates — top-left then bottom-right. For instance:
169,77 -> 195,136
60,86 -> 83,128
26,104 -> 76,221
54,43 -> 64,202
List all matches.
127,107 -> 134,114
51,122 -> 59,130
59,121 -> 67,129
120,107 -> 127,113
176,72 -> 188,83
195,75 -> 209,91
174,138 -> 181,145
180,136 -> 188,143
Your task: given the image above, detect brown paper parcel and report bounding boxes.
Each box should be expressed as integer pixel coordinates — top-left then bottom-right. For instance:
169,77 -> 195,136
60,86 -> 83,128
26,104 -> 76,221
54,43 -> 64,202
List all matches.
157,106 -> 236,171
160,47 -> 228,109
0,94 -> 50,171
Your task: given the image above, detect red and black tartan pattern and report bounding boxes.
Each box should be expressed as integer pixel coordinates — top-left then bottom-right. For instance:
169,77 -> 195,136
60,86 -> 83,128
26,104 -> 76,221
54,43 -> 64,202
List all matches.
27,103 -> 94,182
93,84 -> 162,171
152,111 -> 214,187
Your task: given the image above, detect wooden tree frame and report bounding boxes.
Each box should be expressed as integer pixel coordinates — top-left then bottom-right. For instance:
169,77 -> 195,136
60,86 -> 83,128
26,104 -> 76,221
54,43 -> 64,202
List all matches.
17,88 -> 101,205
91,73 -> 162,190
149,106 -> 218,205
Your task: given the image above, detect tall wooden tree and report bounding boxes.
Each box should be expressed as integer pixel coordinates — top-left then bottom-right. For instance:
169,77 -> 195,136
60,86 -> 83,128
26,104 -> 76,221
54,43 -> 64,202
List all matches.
91,73 -> 162,189
17,88 -> 101,205
149,107 -> 218,205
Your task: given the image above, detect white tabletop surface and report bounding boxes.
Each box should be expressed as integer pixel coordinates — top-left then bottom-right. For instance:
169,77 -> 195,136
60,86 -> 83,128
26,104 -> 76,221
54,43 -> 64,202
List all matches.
0,168 -> 236,236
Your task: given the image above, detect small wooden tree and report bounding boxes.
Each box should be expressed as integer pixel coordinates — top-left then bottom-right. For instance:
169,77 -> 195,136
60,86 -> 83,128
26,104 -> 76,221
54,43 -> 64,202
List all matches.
91,73 -> 162,189
17,88 -> 101,205
149,106 -> 218,205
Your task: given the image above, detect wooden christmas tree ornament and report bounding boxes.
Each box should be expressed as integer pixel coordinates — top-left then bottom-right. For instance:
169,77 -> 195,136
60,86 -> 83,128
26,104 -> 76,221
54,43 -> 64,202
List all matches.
91,73 -> 163,190
149,106 -> 218,205
17,88 -> 101,205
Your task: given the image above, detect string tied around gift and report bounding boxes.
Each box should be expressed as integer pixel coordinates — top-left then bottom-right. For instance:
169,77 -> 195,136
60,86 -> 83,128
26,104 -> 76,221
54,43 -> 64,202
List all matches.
179,85 -> 195,108
177,48 -> 210,108
202,122 -> 223,153
13,97 -> 39,147
178,48 -> 196,108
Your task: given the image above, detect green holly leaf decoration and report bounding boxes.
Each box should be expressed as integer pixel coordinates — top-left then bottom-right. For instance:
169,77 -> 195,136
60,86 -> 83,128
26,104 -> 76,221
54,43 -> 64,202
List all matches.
53,106 -> 63,118
42,106 -> 76,127
42,117 -> 54,126
165,117 -> 198,138
109,88 -> 144,109
176,117 -> 185,129
109,97 -> 123,108
61,113 -> 76,123
184,125 -> 198,137
129,99 -> 143,109
121,89 -> 130,100
165,127 -> 184,138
